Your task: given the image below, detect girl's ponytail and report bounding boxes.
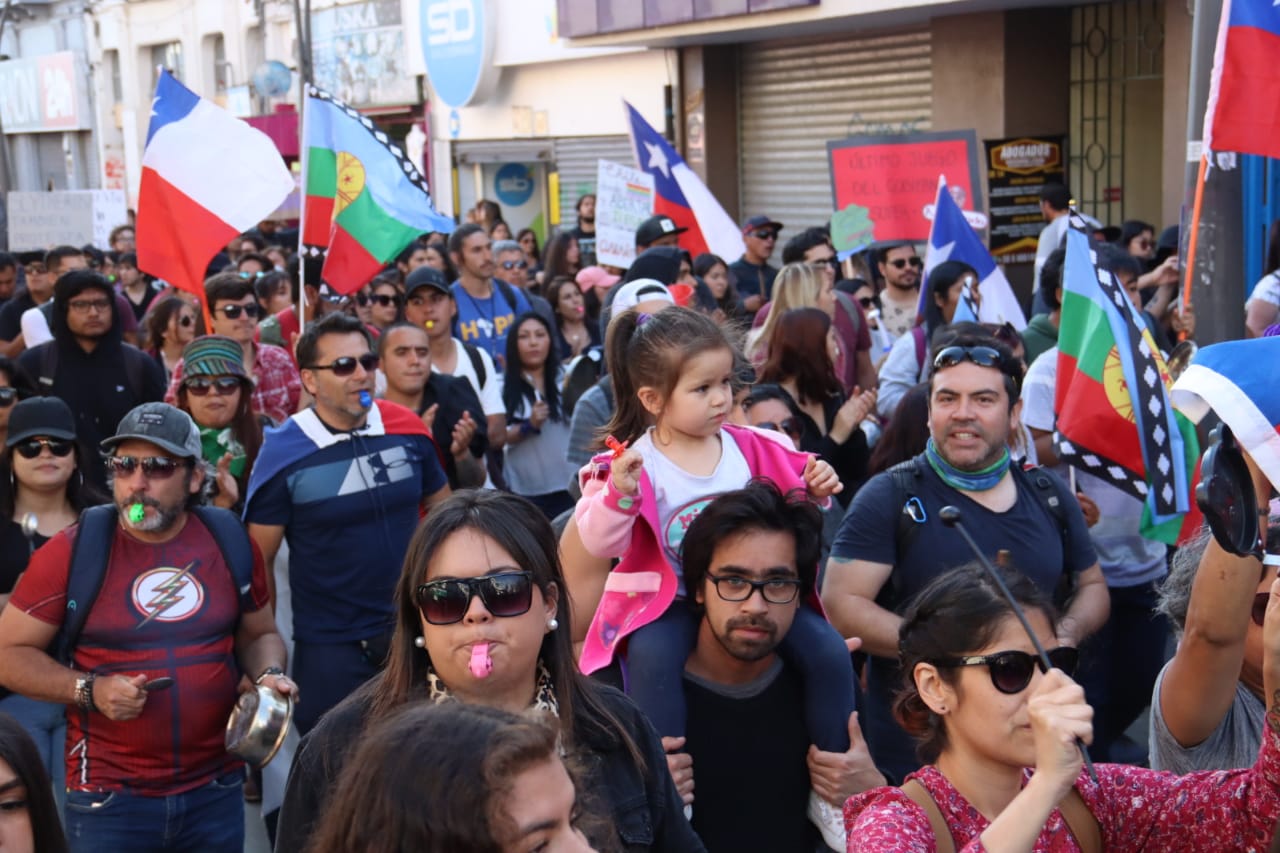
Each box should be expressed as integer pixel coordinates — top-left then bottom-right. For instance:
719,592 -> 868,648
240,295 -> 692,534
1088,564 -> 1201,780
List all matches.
599,308 -> 650,446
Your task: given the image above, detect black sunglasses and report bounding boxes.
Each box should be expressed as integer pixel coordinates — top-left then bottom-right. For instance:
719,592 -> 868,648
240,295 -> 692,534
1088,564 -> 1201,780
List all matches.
106,455 -> 189,480
372,293 -> 403,307
888,257 -> 923,269
754,417 -> 801,437
936,647 -> 1079,695
178,315 -> 194,327
15,437 -> 74,459
414,571 -> 535,625
218,303 -> 261,320
932,345 -> 1003,371
185,376 -> 242,396
305,352 -> 379,376
858,296 -> 876,309
0,387 -> 17,407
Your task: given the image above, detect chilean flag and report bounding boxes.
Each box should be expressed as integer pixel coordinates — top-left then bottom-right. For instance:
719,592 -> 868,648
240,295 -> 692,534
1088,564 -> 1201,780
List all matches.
1203,0 -> 1280,160
137,71 -> 294,298
1172,337 -> 1280,494
624,101 -> 745,262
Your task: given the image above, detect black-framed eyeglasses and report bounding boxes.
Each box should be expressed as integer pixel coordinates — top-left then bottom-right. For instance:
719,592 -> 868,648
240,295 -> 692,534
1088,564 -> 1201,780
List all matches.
15,438 -> 73,459
106,455 -> 190,480
501,260 -> 528,271
706,573 -> 802,605
304,352 -> 379,376
415,571 -> 535,625
185,376 -> 242,397
68,297 -> 111,314
935,647 -> 1078,695
372,293 -> 403,307
754,417 -> 801,438
751,230 -> 778,241
932,345 -> 1003,371
888,257 -> 923,269
0,387 -> 17,407
218,302 -> 261,320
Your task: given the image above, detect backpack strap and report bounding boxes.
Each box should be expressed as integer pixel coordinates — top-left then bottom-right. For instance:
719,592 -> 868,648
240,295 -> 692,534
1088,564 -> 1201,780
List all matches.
37,343 -> 57,391
493,278 -> 520,314
1059,787 -> 1102,853
1014,463 -> 1072,583
190,506 -> 258,614
889,457 -> 928,557
462,342 -> 488,387
900,779 -> 956,853
121,345 -> 147,402
52,505 -> 119,665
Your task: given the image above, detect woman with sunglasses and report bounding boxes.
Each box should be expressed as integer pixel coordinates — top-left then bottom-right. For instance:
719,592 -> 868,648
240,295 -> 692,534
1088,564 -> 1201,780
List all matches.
368,276 -> 404,332
142,295 -> 198,382
757,310 -> 876,506
0,398 -> 105,814
847,560 -> 1280,852
275,489 -> 702,853
173,336 -> 261,513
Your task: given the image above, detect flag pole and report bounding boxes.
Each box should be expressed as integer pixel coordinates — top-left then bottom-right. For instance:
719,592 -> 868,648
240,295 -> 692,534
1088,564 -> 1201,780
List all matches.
1178,153 -> 1208,342
296,86 -> 310,338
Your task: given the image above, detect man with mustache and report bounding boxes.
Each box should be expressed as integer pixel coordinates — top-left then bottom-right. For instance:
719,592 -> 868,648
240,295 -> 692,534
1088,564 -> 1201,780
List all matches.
678,481 -> 884,852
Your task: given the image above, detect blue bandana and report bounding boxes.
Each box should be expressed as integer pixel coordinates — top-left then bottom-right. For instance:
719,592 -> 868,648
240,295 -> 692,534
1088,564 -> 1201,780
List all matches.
924,437 -> 1011,492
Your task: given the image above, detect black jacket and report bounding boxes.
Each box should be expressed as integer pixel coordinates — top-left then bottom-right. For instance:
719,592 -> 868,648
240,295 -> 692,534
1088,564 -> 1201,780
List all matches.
416,372 -> 488,489
274,680 -> 705,853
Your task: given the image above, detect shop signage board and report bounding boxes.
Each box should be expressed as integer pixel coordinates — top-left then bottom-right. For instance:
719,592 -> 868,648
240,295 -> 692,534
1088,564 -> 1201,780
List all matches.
595,159 -> 653,269
0,52 -> 90,134
983,136 -> 1066,264
826,130 -> 983,252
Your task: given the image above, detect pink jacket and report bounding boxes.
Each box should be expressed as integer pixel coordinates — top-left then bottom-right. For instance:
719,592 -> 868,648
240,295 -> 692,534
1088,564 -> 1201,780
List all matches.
574,424 -> 812,674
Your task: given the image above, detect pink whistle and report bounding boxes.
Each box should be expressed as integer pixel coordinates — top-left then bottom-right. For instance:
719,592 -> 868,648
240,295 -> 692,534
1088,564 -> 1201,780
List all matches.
469,642 -> 493,679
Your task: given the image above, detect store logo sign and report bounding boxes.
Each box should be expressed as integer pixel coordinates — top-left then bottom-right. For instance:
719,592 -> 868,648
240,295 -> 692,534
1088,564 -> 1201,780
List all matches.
421,0 -> 494,108
494,163 -> 534,207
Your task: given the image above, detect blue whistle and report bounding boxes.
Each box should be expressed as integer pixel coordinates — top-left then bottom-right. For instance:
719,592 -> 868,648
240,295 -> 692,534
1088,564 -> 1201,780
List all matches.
358,390 -> 372,408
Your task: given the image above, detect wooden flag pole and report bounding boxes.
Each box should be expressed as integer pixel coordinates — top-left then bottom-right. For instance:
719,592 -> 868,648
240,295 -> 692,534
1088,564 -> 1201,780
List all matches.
296,86 -> 310,340
1178,153 -> 1209,342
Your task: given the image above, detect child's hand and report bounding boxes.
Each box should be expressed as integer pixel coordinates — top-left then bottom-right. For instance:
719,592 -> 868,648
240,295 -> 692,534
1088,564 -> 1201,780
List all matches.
803,456 -> 842,500
610,448 -> 645,496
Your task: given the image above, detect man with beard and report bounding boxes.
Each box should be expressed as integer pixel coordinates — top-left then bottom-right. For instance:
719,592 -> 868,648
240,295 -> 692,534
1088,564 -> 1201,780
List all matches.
0,402 -> 290,852
679,482 -> 884,852
821,330 -> 1108,783
874,242 -> 923,341
449,223 -> 532,371
570,193 -> 597,267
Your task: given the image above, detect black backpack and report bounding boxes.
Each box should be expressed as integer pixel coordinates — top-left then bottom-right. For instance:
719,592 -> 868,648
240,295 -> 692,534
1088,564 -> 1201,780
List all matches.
51,505 -> 257,665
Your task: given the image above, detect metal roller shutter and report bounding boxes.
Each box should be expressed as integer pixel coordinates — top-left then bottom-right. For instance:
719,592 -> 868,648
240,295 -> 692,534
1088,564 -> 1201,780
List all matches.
552,135 -> 635,227
739,29 -> 933,232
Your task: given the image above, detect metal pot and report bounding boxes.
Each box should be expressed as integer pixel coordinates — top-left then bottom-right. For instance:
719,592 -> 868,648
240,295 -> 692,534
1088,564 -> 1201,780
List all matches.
225,683 -> 293,768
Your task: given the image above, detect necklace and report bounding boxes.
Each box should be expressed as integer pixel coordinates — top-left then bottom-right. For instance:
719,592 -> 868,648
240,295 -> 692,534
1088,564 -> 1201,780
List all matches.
458,283 -> 497,339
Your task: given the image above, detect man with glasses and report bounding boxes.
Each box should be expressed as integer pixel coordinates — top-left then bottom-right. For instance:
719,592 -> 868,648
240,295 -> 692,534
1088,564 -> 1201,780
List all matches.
822,331 -> 1107,782
875,242 -> 923,341
165,273 -> 301,425
0,401 -> 290,853
680,482 -> 884,852
18,270 -> 165,490
244,313 -> 450,733
729,215 -> 783,314
493,239 -> 556,330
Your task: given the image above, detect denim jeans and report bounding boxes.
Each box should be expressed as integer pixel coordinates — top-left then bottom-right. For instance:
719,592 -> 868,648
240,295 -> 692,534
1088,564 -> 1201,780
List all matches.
0,693 -> 66,818
65,769 -> 244,853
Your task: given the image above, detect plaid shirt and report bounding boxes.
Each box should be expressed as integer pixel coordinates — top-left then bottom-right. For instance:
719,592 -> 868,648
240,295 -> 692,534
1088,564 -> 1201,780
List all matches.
166,342 -> 301,425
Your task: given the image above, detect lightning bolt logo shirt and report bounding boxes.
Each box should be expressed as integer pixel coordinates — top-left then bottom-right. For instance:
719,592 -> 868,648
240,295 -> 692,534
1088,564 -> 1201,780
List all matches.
9,515 -> 271,793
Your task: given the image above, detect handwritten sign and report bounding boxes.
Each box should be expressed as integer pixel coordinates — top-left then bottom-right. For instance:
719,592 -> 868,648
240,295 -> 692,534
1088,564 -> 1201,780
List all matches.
7,190 -> 128,251
827,131 -> 982,243
594,159 -> 654,269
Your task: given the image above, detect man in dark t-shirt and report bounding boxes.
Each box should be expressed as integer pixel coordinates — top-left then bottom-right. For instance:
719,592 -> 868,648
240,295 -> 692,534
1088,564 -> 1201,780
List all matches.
680,482 -> 884,853
822,330 -> 1108,782
728,215 -> 782,313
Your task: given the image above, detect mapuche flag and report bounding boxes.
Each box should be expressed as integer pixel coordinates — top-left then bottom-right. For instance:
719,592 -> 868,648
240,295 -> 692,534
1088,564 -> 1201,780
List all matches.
1053,219 -> 1199,544
1203,0 -> 1280,160
302,87 -> 454,293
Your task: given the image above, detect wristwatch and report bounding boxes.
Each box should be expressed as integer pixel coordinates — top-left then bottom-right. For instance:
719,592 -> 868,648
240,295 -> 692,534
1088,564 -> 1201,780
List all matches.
74,673 -> 97,712
254,666 -> 285,685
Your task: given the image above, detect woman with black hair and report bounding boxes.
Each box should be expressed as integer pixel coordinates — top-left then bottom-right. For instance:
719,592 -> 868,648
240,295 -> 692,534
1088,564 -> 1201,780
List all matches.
276,490 -> 701,853
502,313 -> 576,519
540,233 -> 582,289
692,253 -> 744,327
0,712 -> 67,853
141,295 -> 199,382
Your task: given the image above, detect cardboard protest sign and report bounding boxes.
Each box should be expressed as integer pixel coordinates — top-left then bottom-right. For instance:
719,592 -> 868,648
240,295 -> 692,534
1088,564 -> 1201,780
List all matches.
7,190 -> 128,251
595,159 -> 653,269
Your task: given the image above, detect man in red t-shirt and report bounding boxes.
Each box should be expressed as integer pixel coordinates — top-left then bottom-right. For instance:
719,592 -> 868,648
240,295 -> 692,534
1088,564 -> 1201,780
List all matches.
0,402 -> 291,853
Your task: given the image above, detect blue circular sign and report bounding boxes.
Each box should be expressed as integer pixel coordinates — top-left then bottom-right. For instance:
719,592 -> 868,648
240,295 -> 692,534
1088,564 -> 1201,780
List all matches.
494,163 -> 534,207
420,0 -> 488,108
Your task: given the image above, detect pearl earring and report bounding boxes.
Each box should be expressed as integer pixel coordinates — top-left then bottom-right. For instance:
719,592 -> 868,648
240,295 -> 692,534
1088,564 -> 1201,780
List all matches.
547,618 -> 559,631
414,636 -> 425,648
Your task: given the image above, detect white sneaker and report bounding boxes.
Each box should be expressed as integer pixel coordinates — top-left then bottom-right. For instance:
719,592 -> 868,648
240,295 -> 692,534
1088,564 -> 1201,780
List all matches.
808,790 -> 846,851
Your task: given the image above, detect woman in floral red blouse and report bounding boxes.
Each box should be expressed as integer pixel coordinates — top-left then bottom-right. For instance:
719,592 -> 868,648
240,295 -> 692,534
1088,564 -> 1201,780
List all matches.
845,562 -> 1280,852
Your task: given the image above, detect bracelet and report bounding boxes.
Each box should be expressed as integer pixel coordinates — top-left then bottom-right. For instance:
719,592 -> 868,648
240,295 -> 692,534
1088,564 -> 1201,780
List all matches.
255,666 -> 285,685
75,673 -> 97,713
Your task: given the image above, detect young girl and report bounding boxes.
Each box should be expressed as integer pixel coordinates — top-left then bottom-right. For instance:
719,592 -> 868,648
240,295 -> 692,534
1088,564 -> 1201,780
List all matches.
574,306 -> 856,846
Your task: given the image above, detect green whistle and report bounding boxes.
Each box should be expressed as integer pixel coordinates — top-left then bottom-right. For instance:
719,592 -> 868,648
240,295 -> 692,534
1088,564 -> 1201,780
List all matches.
128,503 -> 145,524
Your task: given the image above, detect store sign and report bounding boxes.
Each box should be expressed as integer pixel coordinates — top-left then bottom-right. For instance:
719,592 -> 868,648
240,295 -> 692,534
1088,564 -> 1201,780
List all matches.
420,0 -> 497,107
494,163 -> 535,207
558,0 -> 818,38
311,0 -> 417,108
0,52 -> 90,134
984,135 -> 1066,264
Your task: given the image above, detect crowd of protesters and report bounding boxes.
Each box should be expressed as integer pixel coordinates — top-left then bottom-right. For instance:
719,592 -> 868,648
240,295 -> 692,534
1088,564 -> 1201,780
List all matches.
0,191 -> 1272,853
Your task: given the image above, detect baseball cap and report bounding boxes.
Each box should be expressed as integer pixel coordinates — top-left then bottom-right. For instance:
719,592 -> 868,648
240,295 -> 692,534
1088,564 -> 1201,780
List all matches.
101,402 -> 202,460
6,397 -> 76,448
611,279 -> 676,314
180,335 -> 248,380
743,215 -> 783,235
635,215 -> 687,247
404,266 -> 451,298
576,266 -> 621,293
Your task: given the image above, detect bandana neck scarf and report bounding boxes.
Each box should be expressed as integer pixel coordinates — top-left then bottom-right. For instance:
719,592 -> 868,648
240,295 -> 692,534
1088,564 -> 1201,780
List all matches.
425,661 -> 560,718
924,437 -> 1011,492
199,426 -> 246,478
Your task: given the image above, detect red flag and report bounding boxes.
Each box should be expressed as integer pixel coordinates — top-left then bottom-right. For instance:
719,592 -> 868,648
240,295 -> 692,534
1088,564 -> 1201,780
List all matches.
1203,0 -> 1280,160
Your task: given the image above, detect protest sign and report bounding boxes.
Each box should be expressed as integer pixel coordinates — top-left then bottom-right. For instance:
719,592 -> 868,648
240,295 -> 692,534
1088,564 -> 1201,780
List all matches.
595,159 -> 653,269
826,130 -> 982,250
984,136 -> 1066,264
7,190 -> 128,251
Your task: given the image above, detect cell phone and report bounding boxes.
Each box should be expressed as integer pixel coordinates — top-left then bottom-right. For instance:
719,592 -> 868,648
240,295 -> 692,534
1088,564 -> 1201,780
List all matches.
143,677 -> 174,692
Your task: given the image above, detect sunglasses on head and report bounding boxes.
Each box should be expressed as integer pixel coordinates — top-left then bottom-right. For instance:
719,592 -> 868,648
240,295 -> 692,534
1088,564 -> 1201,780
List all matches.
106,455 -> 189,480
305,352 -> 379,376
218,303 -> 260,320
372,293 -> 403,307
501,260 -> 528,271
0,387 -> 17,407
414,571 -> 535,625
888,257 -> 923,269
15,437 -> 73,459
937,647 -> 1079,694
932,344 -> 1004,371
752,230 -> 778,241
185,376 -> 241,396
